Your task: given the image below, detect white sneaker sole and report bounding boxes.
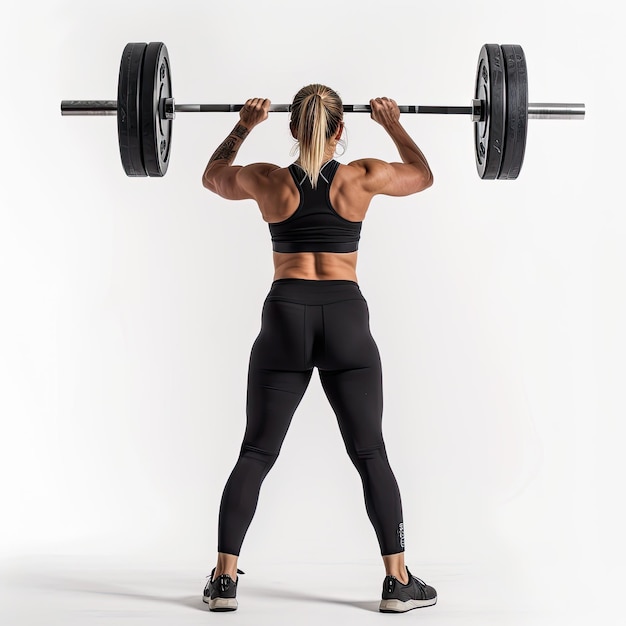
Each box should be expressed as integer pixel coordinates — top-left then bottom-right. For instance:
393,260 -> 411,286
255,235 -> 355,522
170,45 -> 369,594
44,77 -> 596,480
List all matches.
379,597 -> 437,612
203,596 -> 238,611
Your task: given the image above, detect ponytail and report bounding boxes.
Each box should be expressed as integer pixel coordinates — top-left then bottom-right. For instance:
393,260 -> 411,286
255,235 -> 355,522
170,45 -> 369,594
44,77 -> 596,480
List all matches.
290,85 -> 343,188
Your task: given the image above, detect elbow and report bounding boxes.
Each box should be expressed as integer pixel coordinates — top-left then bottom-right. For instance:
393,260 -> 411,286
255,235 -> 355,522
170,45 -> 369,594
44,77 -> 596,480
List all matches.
415,169 -> 433,193
424,170 -> 434,190
421,163 -> 434,190
407,162 -> 433,193
202,172 -> 216,193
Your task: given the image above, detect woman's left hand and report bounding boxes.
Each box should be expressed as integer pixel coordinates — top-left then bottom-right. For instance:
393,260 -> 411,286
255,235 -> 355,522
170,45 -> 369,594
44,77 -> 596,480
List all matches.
239,98 -> 271,128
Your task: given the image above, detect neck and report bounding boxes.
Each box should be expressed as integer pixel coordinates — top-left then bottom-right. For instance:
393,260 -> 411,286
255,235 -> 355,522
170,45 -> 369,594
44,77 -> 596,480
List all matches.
296,141 -> 337,165
324,143 -> 337,161
295,148 -> 336,166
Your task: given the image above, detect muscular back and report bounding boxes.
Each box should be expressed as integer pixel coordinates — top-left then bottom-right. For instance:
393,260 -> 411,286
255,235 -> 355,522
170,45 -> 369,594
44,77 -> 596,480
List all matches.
244,159 -> 429,282
202,100 -> 433,282
257,162 -> 372,224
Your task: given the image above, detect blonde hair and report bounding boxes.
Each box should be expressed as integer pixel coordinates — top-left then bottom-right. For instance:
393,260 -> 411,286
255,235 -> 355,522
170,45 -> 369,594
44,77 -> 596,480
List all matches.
290,84 -> 343,188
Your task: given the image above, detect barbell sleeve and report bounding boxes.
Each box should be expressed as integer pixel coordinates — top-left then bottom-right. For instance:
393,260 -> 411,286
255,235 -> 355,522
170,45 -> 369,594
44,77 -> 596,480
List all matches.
527,103 -> 586,120
61,100 -> 118,115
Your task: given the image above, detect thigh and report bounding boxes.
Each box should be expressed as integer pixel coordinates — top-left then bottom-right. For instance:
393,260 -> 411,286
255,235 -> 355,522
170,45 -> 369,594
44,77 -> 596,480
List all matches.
243,299 -> 314,454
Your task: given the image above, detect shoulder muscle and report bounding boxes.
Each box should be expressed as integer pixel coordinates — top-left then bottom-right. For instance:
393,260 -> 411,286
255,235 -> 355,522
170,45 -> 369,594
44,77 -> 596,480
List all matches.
203,162 -> 280,201
346,158 -> 432,197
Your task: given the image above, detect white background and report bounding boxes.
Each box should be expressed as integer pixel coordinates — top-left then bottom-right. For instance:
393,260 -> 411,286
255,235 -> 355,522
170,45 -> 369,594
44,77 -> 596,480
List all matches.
1,0 -> 624,623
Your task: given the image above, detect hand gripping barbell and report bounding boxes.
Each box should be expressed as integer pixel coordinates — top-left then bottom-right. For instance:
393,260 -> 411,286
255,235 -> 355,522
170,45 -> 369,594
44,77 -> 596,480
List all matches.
60,42 -> 585,180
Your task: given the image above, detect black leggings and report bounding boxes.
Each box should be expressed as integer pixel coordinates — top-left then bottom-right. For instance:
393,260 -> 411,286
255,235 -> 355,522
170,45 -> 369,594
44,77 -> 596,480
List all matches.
217,279 -> 405,556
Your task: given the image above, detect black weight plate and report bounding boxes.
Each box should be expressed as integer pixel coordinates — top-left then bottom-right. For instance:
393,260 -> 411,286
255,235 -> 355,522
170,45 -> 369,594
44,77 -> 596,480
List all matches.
117,43 -> 148,177
499,44 -> 528,180
141,42 -> 173,177
474,44 -> 506,179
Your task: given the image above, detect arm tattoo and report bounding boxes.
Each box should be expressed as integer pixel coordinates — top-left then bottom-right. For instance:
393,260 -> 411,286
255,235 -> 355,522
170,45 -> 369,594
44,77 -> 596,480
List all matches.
208,124 -> 251,164
209,137 -> 237,163
231,124 -> 250,140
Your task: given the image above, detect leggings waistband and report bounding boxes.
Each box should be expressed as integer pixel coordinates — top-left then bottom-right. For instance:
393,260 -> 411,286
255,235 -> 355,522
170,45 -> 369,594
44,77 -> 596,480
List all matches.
267,278 -> 364,306
272,278 -> 359,287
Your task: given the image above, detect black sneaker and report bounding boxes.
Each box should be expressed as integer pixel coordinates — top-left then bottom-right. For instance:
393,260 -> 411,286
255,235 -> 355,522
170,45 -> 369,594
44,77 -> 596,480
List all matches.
379,566 -> 437,613
202,567 -> 246,611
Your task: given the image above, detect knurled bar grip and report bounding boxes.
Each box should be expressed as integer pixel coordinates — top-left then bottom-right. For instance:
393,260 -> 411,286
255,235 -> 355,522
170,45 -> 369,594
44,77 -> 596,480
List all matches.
171,104 -> 474,114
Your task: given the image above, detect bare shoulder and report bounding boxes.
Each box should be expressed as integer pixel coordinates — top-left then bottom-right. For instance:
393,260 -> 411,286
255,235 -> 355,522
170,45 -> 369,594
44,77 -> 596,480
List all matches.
204,161 -> 285,202
343,158 -> 390,176
237,162 -> 285,195
241,162 -> 283,180
342,158 -> 395,193
343,157 -> 432,197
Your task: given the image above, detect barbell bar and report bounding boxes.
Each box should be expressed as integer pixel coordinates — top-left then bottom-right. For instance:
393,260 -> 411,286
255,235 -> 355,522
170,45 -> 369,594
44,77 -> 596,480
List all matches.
60,100 -> 585,119
60,41 -> 585,180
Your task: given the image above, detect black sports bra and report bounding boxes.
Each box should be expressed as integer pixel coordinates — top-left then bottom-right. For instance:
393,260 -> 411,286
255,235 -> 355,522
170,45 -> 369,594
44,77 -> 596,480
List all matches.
269,160 -> 362,253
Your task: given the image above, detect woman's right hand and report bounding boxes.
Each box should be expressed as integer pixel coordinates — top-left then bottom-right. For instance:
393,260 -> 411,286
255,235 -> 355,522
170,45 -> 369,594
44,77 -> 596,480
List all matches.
369,97 -> 401,127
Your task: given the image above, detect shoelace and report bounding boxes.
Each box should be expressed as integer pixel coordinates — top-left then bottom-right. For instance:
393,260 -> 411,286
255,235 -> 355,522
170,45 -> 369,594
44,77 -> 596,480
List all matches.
414,576 -> 427,589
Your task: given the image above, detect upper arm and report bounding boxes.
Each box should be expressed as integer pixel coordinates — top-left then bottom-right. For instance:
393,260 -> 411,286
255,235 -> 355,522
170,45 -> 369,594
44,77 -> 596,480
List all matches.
202,162 -> 279,201
348,158 -> 433,197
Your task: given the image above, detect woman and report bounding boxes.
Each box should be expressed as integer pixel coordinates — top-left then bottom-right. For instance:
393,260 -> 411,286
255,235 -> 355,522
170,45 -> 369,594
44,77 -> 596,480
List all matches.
200,84 -> 436,614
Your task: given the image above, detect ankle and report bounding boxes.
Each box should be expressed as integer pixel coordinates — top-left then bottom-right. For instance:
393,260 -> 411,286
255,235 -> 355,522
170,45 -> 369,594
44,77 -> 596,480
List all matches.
388,568 -> 408,584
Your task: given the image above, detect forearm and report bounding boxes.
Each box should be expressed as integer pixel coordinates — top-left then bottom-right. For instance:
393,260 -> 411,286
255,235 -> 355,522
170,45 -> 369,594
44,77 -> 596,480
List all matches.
203,122 -> 252,184
384,120 -> 431,175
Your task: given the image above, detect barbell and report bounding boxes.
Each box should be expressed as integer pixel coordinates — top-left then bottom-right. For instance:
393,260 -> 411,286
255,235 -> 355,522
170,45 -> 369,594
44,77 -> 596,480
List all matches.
60,41 -> 585,180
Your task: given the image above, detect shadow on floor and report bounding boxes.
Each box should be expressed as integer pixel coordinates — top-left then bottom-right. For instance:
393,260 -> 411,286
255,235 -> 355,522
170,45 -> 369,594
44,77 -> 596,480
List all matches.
15,571 -> 382,613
